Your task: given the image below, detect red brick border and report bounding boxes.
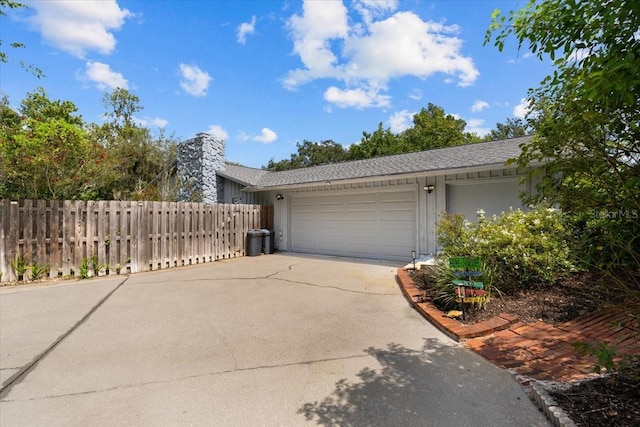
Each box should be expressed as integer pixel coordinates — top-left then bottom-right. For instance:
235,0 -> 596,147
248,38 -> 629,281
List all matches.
396,268 -> 517,341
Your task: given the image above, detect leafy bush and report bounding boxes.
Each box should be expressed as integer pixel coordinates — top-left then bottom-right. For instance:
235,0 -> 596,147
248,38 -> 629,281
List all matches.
437,206 -> 575,294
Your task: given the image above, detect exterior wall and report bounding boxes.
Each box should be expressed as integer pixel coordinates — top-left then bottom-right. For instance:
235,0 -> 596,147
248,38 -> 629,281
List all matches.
266,166 -> 534,259
220,178 -> 270,205
176,133 -> 225,203
432,167 -> 531,253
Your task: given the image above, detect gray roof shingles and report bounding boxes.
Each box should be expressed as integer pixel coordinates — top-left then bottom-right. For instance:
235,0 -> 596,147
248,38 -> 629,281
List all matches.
217,164 -> 270,186
221,136 -> 530,190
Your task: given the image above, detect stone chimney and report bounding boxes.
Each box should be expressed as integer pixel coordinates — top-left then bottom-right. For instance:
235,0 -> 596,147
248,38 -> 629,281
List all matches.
176,132 -> 225,202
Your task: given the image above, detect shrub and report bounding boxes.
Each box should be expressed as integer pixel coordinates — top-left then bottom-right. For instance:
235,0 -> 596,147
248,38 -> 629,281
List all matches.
437,206 -> 575,294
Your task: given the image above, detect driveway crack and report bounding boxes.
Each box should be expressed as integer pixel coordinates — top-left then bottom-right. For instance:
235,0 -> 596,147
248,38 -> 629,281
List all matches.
271,277 -> 396,296
1,353 -> 370,403
0,276 -> 130,399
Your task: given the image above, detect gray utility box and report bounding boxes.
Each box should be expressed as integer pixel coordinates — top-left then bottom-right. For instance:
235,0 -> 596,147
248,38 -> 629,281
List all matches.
246,230 -> 263,256
261,229 -> 274,254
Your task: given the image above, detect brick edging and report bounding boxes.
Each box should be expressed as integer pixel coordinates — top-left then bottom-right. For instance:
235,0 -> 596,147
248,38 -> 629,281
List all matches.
396,268 -> 518,341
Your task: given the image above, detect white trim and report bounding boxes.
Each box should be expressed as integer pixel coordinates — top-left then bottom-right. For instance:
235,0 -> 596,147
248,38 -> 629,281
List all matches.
444,176 -> 521,186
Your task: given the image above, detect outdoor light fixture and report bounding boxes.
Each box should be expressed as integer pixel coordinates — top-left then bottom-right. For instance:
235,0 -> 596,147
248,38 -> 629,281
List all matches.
424,185 -> 435,193
276,194 -> 284,200
412,250 -> 416,270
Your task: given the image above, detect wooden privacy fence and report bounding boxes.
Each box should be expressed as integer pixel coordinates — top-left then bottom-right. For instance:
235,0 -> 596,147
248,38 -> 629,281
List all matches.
0,199 -> 273,282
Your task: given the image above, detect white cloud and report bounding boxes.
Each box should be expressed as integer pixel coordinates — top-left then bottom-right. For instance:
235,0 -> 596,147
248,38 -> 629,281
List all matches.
84,61 -> 128,89
27,0 -> 132,58
206,125 -> 229,141
471,100 -> 489,112
284,2 -> 479,109
354,0 -> 397,25
513,98 -> 531,119
408,88 -> 422,100
466,118 -> 491,137
179,64 -> 212,97
323,86 -> 390,108
237,16 -> 257,44
134,116 -> 168,128
252,128 -> 277,143
388,110 -> 414,133
283,0 -> 349,88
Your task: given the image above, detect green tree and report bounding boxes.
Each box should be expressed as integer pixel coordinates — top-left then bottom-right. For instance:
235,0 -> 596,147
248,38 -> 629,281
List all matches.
102,87 -> 142,129
486,0 -> 640,292
20,87 -> 83,126
89,88 -> 176,200
0,0 -> 44,78
0,89 -> 177,201
349,122 -> 403,160
268,103 -> 480,169
0,90 -> 95,199
400,103 -> 480,151
0,93 -> 21,131
265,140 -> 348,171
483,117 -> 529,141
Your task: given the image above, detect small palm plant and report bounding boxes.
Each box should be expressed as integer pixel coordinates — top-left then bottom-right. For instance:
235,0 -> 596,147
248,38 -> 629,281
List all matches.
11,254 -> 29,281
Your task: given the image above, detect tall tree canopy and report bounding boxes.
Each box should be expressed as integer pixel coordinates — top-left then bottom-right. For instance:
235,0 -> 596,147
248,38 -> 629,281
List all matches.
483,117 -> 529,141
349,122 -> 401,160
400,103 -> 480,150
265,140 -> 348,171
88,88 -> 176,200
0,88 -> 94,199
0,88 -> 177,200
486,0 -> 640,275
266,103 -> 483,170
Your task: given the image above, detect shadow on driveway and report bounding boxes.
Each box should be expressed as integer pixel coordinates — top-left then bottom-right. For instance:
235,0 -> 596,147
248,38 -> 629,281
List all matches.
299,338 -> 549,427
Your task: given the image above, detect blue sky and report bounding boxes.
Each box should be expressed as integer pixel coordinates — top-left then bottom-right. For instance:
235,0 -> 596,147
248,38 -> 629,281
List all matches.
1,0 -> 551,168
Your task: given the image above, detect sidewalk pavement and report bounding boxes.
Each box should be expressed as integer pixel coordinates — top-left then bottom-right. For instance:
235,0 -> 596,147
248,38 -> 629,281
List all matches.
397,268 -> 640,383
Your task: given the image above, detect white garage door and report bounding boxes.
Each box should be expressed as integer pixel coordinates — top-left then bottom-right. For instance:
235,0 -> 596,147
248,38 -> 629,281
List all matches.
291,189 -> 417,261
447,180 -> 523,221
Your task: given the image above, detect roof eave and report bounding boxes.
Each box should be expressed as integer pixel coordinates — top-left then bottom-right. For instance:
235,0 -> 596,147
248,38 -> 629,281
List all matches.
243,161 -> 536,192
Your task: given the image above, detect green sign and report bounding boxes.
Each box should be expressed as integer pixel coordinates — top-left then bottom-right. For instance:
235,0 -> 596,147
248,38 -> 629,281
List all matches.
449,257 -> 482,270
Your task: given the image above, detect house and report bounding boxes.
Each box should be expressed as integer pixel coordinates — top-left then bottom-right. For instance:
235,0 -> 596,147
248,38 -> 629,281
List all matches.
178,134 -> 535,261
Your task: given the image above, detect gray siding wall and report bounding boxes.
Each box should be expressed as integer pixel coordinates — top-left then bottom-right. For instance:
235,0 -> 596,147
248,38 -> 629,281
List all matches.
220,178 -> 270,205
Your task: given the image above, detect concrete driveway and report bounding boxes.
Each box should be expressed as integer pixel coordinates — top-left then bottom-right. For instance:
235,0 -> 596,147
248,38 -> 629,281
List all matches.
0,254 -> 549,426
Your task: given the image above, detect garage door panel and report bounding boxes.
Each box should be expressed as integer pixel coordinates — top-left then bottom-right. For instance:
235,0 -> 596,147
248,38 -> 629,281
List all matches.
380,210 -> 415,221
317,211 -> 343,221
380,191 -> 416,203
317,195 -> 344,205
347,193 -> 377,204
294,196 -> 315,206
291,189 -> 416,261
345,211 -> 377,221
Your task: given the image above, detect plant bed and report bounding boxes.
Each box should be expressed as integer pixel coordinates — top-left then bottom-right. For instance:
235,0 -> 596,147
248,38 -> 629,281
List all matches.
410,269 -> 617,325
548,360 -> 640,427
